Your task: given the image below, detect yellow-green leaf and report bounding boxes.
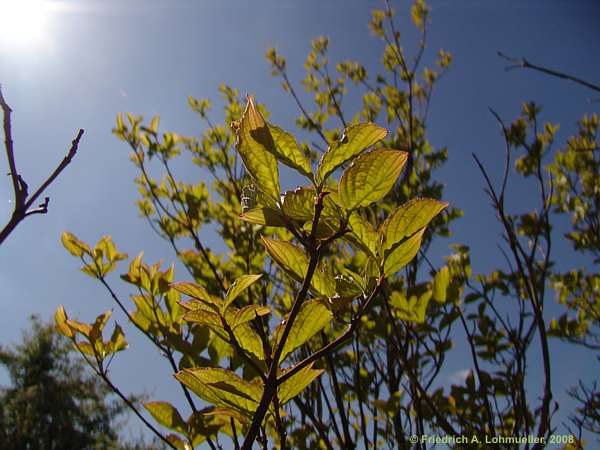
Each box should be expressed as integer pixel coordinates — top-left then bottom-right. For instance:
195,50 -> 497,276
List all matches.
235,96 -> 280,204
239,207 -> 286,227
66,319 -> 92,338
276,299 -> 333,362
389,290 -> 432,323
383,228 -> 426,276
175,368 -> 262,416
278,362 -> 324,404
170,282 -> 218,306
432,266 -> 450,303
224,274 -> 263,310
267,123 -> 313,180
281,188 -> 315,221
347,212 -> 380,257
233,323 -> 266,361
282,187 -> 342,221
74,341 -> 97,357
183,309 -> 228,341
90,309 -> 112,342
231,305 -> 271,328
144,401 -> 186,434
55,305 -> 74,338
165,434 -> 190,450
382,198 -> 448,250
261,238 -> 335,297
261,238 -> 307,284
61,231 -> 91,257
107,323 -> 128,353
317,123 -> 388,183
339,149 -> 407,210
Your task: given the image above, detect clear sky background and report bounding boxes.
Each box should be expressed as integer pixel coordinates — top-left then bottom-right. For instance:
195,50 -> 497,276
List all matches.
1,0 -> 599,446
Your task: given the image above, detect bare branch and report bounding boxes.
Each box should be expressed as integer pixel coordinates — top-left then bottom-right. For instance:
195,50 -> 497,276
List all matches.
498,51 -> 600,93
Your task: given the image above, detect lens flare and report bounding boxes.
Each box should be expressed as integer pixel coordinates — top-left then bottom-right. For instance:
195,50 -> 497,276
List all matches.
0,0 -> 48,47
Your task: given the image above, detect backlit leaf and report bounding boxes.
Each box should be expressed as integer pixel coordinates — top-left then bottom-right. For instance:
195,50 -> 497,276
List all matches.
107,323 -> 128,353
278,362 -> 324,404
389,290 -> 432,323
383,228 -> 426,276
170,282 -> 218,306
61,231 -> 91,257
317,123 -> 387,183
277,299 -> 333,362
261,238 -> 335,296
261,238 -> 307,284
55,305 -> 74,338
231,305 -> 271,328
347,212 -> 380,257
175,368 -> 262,416
432,266 -> 450,303
267,124 -> 313,179
235,96 -> 280,204
239,207 -> 286,227
233,323 -> 266,361
281,188 -> 315,221
224,274 -> 263,309
339,149 -> 407,210
144,401 -> 186,434
382,198 -> 448,250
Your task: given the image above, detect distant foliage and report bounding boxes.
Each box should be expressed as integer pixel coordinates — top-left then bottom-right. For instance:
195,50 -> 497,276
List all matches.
0,317 -> 130,450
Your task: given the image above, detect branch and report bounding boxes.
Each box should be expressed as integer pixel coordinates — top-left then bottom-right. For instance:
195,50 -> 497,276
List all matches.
498,51 -> 600,93
0,85 -> 84,245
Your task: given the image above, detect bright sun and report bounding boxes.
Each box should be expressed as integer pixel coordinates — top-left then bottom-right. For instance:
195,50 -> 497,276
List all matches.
0,0 -> 48,47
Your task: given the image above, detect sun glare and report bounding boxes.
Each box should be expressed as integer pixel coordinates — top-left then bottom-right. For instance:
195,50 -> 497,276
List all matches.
0,0 -> 48,47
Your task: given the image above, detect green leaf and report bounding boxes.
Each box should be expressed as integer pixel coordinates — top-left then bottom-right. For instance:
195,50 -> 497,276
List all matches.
66,319 -> 92,338
239,207 -> 286,227
55,305 -> 74,338
231,305 -> 271,328
267,124 -> 313,180
432,266 -> 450,303
144,401 -> 187,434
202,407 -> 250,428
389,290 -> 432,323
339,149 -> 407,210
347,212 -> 380,258
278,363 -> 324,404
235,96 -> 280,204
107,323 -> 128,353
170,282 -> 218,306
281,188 -> 315,221
74,341 -> 97,357
165,434 -> 190,450
276,299 -> 333,362
282,187 -> 343,222
175,368 -> 262,416
183,308 -> 228,341
187,410 -> 223,446
261,238 -> 335,297
90,309 -> 112,342
232,323 -> 266,361
335,275 -> 363,298
383,228 -> 426,276
382,198 -> 448,250
261,238 -> 306,284
224,274 -> 263,310
61,231 -> 91,257
317,123 -> 388,183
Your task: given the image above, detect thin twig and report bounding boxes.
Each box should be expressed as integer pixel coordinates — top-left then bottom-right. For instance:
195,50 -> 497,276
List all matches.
498,51 -> 600,93
0,85 -> 84,245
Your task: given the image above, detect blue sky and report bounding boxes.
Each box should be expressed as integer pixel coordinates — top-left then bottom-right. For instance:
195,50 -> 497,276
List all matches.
1,0 -> 599,445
